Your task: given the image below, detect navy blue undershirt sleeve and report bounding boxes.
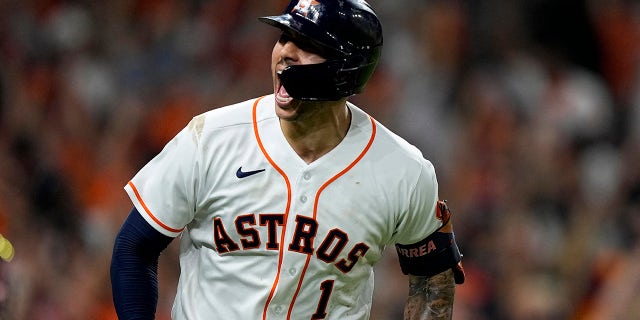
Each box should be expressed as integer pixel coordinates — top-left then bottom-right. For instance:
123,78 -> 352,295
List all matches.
110,207 -> 174,320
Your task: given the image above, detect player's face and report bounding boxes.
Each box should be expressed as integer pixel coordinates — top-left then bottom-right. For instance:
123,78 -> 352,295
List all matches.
271,32 -> 330,121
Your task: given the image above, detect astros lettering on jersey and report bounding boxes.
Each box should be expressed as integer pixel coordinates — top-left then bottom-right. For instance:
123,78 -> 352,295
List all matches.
125,94 -> 443,319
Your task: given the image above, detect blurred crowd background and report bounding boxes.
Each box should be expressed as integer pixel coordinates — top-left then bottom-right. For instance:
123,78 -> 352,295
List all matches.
0,0 -> 639,319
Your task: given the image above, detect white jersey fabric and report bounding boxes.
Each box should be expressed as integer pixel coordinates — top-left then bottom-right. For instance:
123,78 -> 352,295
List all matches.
124,94 -> 443,320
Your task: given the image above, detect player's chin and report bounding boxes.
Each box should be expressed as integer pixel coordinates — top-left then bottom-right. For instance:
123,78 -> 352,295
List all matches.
275,101 -> 301,120
277,97 -> 309,121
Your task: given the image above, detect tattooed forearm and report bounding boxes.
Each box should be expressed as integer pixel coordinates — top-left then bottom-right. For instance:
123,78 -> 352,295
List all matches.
403,269 -> 456,320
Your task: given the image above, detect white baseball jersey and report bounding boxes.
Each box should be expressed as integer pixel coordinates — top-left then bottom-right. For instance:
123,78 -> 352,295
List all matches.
125,94 -> 443,320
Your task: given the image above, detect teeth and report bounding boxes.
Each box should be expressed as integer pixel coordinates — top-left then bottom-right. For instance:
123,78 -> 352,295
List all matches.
275,94 -> 292,104
276,84 -> 292,103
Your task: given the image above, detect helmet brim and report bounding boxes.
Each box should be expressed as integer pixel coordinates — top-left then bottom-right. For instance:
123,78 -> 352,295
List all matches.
258,14 -> 348,57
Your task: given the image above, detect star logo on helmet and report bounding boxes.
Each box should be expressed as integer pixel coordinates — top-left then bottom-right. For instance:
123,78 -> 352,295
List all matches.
292,0 -> 320,17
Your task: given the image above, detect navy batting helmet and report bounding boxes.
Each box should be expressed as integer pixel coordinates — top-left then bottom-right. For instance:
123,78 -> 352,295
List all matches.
259,0 -> 383,101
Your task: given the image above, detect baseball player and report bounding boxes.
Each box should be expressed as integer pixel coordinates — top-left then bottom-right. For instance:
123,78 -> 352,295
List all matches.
110,0 -> 464,319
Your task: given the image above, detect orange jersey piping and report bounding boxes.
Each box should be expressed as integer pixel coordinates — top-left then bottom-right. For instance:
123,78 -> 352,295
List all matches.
127,180 -> 184,234
253,97 -> 294,320
286,114 -> 378,319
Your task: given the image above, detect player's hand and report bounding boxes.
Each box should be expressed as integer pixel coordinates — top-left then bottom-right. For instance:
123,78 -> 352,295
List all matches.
436,200 -> 465,284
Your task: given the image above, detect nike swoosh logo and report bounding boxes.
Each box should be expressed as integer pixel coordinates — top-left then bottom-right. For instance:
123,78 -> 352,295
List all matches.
236,167 -> 266,178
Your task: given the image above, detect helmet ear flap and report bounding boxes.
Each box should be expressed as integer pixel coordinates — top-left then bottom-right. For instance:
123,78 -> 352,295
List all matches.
278,52 -> 379,101
278,60 -> 346,101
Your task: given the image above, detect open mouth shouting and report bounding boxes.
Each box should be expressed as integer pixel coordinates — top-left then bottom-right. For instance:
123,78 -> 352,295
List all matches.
275,71 -> 294,107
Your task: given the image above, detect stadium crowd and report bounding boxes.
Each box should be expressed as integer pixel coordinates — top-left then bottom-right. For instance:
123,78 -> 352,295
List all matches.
0,0 -> 639,319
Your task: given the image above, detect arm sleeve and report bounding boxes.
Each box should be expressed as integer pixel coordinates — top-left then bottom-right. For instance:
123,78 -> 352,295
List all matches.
110,207 -> 174,320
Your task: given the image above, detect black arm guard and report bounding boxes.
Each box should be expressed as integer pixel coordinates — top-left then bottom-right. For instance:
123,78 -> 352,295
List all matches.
395,231 -> 464,284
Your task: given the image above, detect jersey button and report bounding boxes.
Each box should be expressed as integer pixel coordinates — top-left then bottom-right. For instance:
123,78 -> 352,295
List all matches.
274,305 -> 283,315
288,267 -> 297,276
300,195 -> 308,203
303,172 -> 311,180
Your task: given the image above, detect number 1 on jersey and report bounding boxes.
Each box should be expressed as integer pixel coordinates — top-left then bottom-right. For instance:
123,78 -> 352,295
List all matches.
311,280 -> 334,319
